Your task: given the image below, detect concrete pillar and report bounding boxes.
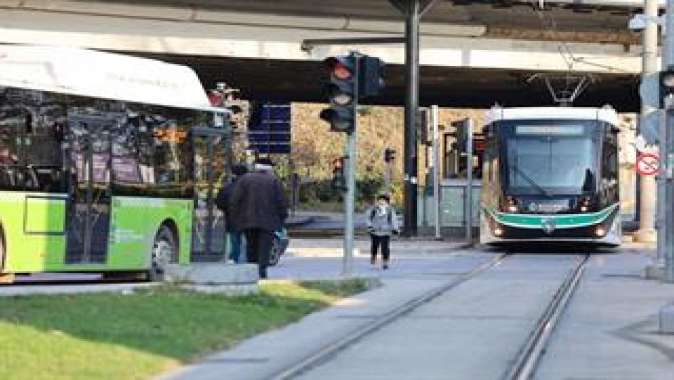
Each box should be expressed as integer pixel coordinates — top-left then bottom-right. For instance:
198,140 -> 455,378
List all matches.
635,0 -> 660,243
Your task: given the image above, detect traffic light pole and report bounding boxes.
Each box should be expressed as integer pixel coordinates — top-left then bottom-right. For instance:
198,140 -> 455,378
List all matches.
636,0 -> 659,243
343,53 -> 359,276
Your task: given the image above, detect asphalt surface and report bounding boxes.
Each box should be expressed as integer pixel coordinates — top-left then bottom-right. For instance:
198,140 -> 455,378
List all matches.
164,244 -> 674,380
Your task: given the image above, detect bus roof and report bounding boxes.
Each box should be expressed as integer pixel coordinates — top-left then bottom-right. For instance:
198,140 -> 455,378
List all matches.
0,44 -> 219,112
486,106 -> 620,126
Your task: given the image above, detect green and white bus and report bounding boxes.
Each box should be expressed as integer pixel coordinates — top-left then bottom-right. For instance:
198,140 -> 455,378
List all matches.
0,45 -> 233,281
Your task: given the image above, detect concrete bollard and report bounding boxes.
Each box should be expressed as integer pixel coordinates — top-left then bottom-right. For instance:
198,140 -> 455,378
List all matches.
164,263 -> 260,295
658,304 -> 674,334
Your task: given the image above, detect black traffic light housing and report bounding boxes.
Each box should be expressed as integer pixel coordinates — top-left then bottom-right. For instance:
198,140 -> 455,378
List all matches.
319,53 -> 386,134
331,156 -> 347,191
384,148 -> 396,163
320,55 -> 357,133
661,67 -> 674,108
359,56 -> 385,99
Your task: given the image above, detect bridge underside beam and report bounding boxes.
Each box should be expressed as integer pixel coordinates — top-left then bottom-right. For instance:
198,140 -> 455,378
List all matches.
142,53 -> 640,111
0,2 -> 641,110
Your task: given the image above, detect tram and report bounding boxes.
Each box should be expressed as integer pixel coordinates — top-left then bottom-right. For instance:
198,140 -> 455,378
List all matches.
480,106 -> 621,246
0,44 -> 236,280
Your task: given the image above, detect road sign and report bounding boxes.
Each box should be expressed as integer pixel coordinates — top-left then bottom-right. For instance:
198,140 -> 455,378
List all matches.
248,103 -> 291,154
637,152 -> 660,176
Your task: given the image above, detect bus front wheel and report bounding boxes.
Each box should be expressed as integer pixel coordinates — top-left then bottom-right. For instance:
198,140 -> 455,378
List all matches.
148,226 -> 176,282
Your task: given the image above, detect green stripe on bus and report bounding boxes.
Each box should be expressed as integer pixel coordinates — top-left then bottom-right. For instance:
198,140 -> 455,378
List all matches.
484,203 -> 618,229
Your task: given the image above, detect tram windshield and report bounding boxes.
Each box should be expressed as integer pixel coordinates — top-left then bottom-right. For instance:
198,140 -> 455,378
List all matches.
504,121 -> 598,196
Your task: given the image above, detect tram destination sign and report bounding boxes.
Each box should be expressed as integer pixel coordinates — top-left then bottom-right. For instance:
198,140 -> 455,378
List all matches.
515,125 -> 584,136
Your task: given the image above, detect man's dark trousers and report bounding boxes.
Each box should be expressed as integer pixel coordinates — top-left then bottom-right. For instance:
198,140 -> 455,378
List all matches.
244,229 -> 274,279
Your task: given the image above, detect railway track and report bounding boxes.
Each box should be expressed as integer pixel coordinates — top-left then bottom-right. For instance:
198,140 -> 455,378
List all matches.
268,251 -> 589,380
268,253 -> 509,380
503,253 -> 589,380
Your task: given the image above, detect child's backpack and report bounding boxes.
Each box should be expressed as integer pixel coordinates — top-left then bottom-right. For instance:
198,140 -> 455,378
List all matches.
370,206 -> 393,225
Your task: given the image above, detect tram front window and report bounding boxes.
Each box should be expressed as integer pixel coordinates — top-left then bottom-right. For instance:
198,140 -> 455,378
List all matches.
505,123 -> 597,196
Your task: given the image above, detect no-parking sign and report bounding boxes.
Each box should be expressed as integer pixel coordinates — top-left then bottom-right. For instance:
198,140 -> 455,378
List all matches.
636,152 -> 660,176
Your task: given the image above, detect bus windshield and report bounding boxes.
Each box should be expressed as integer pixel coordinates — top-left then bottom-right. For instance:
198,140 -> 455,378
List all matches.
504,122 -> 598,196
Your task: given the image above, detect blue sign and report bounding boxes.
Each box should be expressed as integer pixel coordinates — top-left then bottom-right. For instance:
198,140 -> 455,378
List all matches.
248,103 -> 291,154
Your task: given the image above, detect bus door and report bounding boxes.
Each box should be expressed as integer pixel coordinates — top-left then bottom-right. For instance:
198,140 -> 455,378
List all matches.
64,113 -> 117,264
190,128 -> 229,262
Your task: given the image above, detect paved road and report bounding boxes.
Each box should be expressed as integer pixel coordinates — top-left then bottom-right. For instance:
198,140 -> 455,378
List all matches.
166,244 -> 674,380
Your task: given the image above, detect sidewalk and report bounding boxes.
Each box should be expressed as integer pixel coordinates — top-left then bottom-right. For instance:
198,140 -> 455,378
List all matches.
285,237 -> 471,258
536,249 -> 674,380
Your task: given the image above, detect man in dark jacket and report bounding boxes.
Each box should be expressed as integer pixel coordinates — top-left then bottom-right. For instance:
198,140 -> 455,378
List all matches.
229,158 -> 288,279
216,164 -> 248,263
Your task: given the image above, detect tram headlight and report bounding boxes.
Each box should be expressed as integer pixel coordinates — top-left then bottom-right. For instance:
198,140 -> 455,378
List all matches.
494,226 -> 504,237
505,196 -> 518,213
579,197 -> 591,213
595,226 -> 606,237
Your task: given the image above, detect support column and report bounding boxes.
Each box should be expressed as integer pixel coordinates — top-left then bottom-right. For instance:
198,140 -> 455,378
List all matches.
403,0 -> 420,236
636,0 -> 660,243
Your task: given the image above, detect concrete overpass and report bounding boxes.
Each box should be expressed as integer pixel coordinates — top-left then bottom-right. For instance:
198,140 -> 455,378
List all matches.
0,0 -> 653,110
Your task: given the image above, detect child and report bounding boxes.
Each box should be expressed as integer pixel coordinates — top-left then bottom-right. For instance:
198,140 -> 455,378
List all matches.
366,193 -> 399,270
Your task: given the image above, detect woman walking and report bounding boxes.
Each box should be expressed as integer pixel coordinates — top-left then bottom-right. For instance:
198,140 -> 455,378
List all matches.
366,193 -> 399,270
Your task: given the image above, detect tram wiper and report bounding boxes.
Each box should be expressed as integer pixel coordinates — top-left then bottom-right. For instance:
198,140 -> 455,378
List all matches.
510,165 -> 552,197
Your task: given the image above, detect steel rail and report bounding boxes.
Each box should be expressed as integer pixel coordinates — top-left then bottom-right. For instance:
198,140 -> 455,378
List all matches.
268,253 -> 508,380
504,254 -> 590,380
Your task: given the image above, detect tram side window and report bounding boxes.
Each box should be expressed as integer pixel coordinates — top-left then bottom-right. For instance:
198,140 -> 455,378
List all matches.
602,132 -> 618,184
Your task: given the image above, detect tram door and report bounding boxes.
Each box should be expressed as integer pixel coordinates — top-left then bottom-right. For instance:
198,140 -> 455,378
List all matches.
65,114 -> 115,264
191,128 -> 229,262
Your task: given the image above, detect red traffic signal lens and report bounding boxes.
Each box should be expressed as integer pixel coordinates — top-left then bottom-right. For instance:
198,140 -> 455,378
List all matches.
332,63 -> 352,80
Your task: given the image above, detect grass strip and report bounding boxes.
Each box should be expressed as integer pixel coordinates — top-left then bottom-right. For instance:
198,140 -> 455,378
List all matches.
0,278 -> 372,380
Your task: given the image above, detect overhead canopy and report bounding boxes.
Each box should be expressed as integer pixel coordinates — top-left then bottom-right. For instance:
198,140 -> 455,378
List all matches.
0,44 -> 217,111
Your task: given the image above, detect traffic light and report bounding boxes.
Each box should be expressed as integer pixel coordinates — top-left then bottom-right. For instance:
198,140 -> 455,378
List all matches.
331,156 -> 347,191
417,108 -> 431,146
384,148 -> 396,163
320,55 -> 357,133
661,67 -> 674,108
359,56 -> 385,98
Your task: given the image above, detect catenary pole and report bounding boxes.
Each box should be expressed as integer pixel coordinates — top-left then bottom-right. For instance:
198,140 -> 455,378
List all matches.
465,119 -> 474,244
432,105 -> 441,239
658,5 -> 668,266
661,0 -> 674,283
403,0 -> 420,236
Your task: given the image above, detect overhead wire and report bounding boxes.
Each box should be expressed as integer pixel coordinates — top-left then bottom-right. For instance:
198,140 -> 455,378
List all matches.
527,0 -> 631,74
